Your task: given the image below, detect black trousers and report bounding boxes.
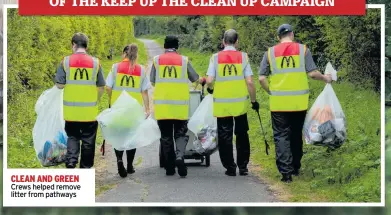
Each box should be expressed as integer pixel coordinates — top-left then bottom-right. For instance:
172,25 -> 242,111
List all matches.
65,121 -> 98,168
157,120 -> 189,171
271,111 -> 307,175
217,114 -> 250,171
114,148 -> 136,168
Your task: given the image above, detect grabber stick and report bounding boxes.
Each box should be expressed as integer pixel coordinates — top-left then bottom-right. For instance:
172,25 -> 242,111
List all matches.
256,109 -> 270,155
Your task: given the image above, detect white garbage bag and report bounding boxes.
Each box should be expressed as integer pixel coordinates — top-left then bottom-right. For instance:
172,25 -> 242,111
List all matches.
325,61 -> 338,81
188,95 -> 218,155
35,88 -> 51,115
97,91 -> 161,151
32,86 -> 68,167
303,82 -> 346,149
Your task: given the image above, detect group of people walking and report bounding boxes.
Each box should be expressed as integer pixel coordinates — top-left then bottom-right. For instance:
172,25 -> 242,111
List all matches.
55,24 -> 332,183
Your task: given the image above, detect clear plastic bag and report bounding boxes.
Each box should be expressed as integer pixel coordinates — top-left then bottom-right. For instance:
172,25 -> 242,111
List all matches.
97,91 -> 161,151
35,88 -> 51,115
303,83 -> 346,149
188,95 -> 218,155
193,125 -> 217,155
32,86 -> 68,167
325,62 -> 338,81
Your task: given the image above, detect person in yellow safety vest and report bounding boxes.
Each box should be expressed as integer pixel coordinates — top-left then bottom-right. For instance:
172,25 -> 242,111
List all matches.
55,33 -> 106,168
150,35 -> 203,177
258,24 -> 332,183
105,44 -> 151,178
205,29 -> 259,177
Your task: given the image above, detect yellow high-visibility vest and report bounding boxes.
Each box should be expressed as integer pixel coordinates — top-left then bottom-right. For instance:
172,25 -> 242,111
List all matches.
62,54 -> 99,122
267,42 -> 309,111
153,52 -> 189,120
110,61 -> 144,106
213,50 -> 249,117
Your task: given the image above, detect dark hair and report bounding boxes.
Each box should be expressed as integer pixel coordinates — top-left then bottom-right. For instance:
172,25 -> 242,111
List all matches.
71,33 -> 88,49
278,31 -> 292,39
164,35 -> 179,49
223,29 -> 238,45
123,44 -> 138,71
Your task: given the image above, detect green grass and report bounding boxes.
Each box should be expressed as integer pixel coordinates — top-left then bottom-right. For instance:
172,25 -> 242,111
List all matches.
7,39 -> 147,168
151,37 -> 381,202
95,183 -> 117,197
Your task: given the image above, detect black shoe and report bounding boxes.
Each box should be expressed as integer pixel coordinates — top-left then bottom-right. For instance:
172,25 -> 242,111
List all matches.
175,158 -> 187,177
127,166 -> 135,174
166,169 -> 176,176
292,169 -> 300,176
66,164 -> 76,169
117,161 -> 127,178
239,169 -> 248,176
225,170 -> 236,176
281,174 -> 292,183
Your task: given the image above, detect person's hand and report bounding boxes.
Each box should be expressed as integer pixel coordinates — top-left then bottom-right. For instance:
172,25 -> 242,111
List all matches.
324,74 -> 332,83
251,101 -> 260,111
200,77 -> 206,86
207,87 -> 214,94
145,110 -> 151,119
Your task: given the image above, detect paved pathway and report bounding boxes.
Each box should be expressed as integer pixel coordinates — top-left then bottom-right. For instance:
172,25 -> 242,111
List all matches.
95,39 -> 276,203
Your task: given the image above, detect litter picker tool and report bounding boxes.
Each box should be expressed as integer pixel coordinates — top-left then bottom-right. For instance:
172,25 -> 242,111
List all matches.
256,109 -> 270,155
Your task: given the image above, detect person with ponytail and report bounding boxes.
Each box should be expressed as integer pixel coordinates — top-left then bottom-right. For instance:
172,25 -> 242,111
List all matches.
105,44 -> 151,177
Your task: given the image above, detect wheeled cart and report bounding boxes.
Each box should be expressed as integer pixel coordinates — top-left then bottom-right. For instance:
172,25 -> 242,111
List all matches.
159,85 -> 211,168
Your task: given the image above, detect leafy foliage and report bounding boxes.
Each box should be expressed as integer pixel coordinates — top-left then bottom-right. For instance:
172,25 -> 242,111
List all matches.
6,9 -> 147,168
134,12 -> 381,91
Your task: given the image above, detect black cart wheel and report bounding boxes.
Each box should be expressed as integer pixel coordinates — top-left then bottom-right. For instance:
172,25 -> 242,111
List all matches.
205,155 -> 210,167
159,144 -> 164,168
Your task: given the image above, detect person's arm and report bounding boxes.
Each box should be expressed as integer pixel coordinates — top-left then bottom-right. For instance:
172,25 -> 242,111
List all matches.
243,53 -> 256,102
141,90 -> 150,118
105,69 -> 114,105
106,87 -> 112,102
258,52 -> 271,94
305,48 -> 332,83
187,60 -> 200,84
206,55 -> 216,89
55,59 -> 66,89
96,63 -> 106,101
140,68 -> 151,117
308,71 -> 330,82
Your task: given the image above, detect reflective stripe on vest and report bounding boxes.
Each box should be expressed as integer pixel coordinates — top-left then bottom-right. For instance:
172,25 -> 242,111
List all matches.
153,53 -> 189,120
63,54 -> 99,122
213,51 -> 249,117
268,43 -> 309,111
110,62 -> 144,106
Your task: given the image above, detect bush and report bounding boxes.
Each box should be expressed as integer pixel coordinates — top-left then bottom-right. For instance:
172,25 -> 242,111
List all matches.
6,9 -> 141,168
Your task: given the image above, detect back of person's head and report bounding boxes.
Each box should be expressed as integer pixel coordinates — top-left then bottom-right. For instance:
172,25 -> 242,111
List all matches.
223,29 -> 238,45
124,43 -> 138,64
277,24 -> 294,40
164,35 -> 179,50
123,44 -> 138,72
71,32 -> 88,49
123,44 -> 138,64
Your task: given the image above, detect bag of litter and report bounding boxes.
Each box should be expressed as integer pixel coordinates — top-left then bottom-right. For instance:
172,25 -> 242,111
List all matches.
303,83 -> 346,149
193,125 -> 217,155
32,86 -> 68,167
188,95 -> 218,155
97,91 -> 161,151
